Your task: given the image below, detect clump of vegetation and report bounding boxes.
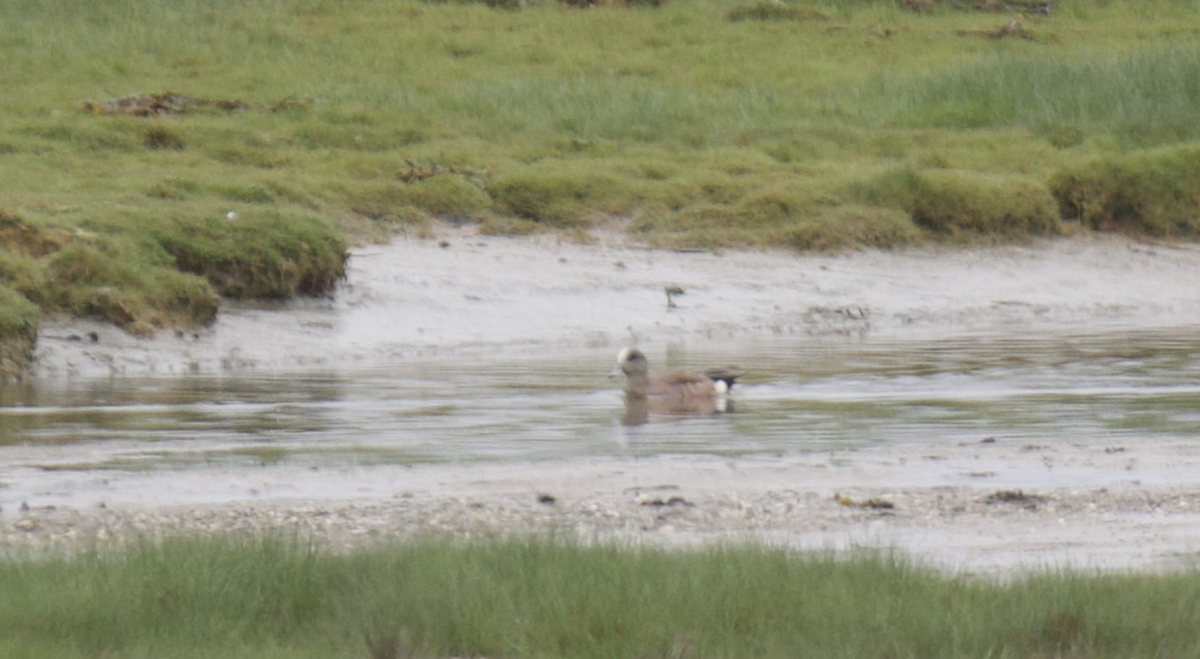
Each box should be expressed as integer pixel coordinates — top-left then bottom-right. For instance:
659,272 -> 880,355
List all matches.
488,170 -> 632,228
852,168 -> 1061,239
0,206 -> 345,373
140,124 -> 187,151
345,174 -> 494,230
0,284 -> 38,381
1049,144 -> 1200,236
43,240 -> 219,333
1036,124 -> 1086,150
396,162 -> 485,184
399,174 -> 493,220
0,211 -> 71,260
105,212 -> 349,299
786,205 -> 921,251
631,182 -> 920,252
0,249 -> 46,302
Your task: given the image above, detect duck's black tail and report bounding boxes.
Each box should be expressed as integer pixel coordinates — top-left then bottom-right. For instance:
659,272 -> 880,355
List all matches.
703,367 -> 743,391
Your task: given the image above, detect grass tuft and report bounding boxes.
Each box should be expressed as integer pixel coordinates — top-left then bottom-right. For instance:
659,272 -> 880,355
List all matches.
398,174 -> 493,220
489,170 -> 631,227
141,124 -> 187,150
0,284 -> 39,381
852,168 -> 1062,238
126,212 -> 349,299
1049,144 -> 1200,236
0,211 -> 220,343
44,240 -> 219,333
786,204 -> 921,251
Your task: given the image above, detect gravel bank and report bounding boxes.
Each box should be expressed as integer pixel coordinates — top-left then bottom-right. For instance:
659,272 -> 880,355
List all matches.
6,436 -> 1200,575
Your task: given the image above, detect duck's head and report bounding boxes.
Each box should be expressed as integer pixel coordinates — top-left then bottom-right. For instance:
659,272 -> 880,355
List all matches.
615,347 -> 649,377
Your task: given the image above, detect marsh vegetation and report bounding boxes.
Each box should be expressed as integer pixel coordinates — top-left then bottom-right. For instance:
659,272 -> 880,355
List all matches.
3,0 -> 1200,371
3,536 -> 1200,658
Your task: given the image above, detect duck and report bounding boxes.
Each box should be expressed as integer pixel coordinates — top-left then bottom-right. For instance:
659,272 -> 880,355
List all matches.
613,347 -> 740,423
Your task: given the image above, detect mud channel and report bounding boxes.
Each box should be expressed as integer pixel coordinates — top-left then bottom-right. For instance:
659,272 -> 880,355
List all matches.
4,230 -> 1200,576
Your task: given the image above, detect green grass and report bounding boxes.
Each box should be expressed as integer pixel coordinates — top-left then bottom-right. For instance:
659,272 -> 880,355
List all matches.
5,0 -> 1200,373
2,536 -> 1199,658
860,43 -> 1200,144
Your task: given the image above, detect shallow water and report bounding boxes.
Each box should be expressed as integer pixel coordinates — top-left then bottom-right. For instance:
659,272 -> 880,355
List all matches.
3,329 -> 1199,482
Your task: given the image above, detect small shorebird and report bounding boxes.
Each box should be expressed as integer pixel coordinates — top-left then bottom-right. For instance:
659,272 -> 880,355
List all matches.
613,347 -> 741,424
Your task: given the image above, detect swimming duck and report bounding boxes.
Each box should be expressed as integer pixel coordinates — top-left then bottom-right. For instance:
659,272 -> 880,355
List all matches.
614,347 -> 740,423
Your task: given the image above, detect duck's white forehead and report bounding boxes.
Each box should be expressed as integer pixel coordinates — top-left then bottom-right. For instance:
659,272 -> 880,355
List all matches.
616,347 -> 634,363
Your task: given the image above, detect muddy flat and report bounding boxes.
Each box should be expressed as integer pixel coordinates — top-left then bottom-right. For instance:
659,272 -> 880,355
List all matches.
7,231 -> 1200,576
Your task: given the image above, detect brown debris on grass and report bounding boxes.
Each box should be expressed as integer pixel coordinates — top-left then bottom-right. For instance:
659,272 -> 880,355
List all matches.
77,92 -> 248,117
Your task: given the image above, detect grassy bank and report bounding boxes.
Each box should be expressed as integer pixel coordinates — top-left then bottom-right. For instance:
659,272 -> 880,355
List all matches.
2,536 -> 1199,658
5,0 -> 1200,374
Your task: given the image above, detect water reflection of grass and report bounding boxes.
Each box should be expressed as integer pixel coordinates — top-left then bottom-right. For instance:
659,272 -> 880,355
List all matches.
3,537 -> 1199,658
1106,411 -> 1200,435
300,446 -> 448,467
34,457 -> 165,472
0,407 -> 228,446
33,447 -> 290,471
392,404 -> 458,418
24,444 -> 450,473
200,444 -> 447,467
229,446 -> 288,466
232,413 -> 329,435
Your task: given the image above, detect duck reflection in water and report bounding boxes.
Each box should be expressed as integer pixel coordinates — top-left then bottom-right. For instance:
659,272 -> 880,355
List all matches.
613,347 -> 741,426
